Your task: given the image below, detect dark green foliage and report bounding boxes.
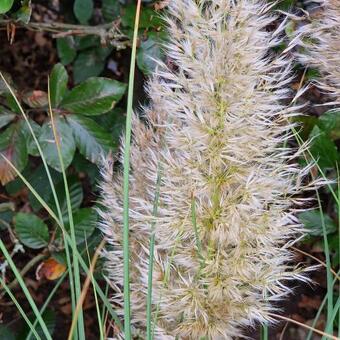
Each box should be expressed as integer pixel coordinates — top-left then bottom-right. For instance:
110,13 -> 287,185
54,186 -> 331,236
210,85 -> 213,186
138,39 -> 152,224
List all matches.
61,77 -> 126,115
14,213 -> 50,249
73,0 -> 93,24
0,0 -> 14,14
299,210 -> 337,236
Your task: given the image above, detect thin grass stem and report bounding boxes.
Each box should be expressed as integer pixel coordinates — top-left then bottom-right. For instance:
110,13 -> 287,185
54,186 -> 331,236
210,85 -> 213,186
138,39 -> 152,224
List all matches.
0,239 -> 51,339
323,296 -> 340,340
261,324 -> 268,340
48,79 -> 85,339
0,72 -> 77,329
67,239 -> 106,340
122,0 -> 142,338
25,273 -> 66,340
1,155 -> 122,329
269,313 -> 338,340
316,191 -> 333,335
84,238 -> 105,340
0,277 -> 41,340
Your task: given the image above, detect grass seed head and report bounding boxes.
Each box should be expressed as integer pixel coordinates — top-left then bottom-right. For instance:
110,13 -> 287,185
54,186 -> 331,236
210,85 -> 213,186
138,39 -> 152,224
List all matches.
99,0 -> 318,338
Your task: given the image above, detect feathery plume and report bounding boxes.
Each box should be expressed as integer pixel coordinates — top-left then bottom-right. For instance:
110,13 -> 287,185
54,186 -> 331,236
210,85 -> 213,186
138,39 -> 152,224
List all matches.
294,0 -> 340,103
99,0 -> 316,338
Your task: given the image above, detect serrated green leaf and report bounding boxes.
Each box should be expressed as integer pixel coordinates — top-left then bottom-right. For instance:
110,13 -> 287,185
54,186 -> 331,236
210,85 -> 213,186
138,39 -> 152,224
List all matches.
0,107 -> 16,128
74,0 -> 93,24
20,119 -> 41,157
309,126 -> 339,169
39,116 -> 76,171
0,0 -> 14,14
15,212 -> 49,249
27,165 -> 62,212
56,37 -> 77,65
75,35 -> 100,50
137,34 -> 165,75
48,176 -> 84,222
73,49 -> 106,84
121,5 -> 163,29
61,77 -> 126,115
102,0 -> 120,21
317,110 -> 340,140
66,208 -> 97,244
299,210 -> 337,236
0,123 -> 28,185
66,114 -> 115,164
72,153 -> 99,187
50,63 -> 68,108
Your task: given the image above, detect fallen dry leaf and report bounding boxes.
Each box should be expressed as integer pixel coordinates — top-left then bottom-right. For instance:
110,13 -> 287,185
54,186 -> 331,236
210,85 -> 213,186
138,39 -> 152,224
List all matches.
36,257 -> 66,281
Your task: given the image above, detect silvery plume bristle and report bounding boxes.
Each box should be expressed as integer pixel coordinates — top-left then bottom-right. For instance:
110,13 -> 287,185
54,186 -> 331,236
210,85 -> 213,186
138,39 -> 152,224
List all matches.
99,0 -> 319,338
293,0 -> 340,104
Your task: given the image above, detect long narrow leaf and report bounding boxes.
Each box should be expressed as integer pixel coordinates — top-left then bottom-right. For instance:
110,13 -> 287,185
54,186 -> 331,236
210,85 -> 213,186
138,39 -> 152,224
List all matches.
0,277 -> 41,340
0,72 -> 77,325
122,0 -> 142,338
0,240 -> 51,340
48,79 -> 85,339
1,155 -> 122,329
26,273 -> 66,340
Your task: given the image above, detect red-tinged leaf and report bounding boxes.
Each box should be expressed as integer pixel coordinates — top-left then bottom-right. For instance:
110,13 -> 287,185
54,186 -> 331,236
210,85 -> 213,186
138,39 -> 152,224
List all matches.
36,258 -> 66,281
22,90 -> 48,108
0,123 -> 28,185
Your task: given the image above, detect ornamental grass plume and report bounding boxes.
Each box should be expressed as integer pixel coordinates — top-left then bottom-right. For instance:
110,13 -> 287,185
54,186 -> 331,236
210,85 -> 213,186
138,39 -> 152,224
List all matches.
99,0 -> 317,338
294,0 -> 340,102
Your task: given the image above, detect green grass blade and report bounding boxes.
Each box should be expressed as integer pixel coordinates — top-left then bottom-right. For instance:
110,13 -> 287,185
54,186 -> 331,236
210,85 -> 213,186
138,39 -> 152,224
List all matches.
1,155 -> 122,330
292,126 -> 339,204
25,273 -> 66,340
261,324 -> 268,340
47,79 -> 85,339
101,283 -> 109,330
85,238 -> 105,340
122,0 -> 142,338
0,72 -> 77,327
146,167 -> 162,340
261,290 -> 268,340
316,191 -> 333,335
0,277 -> 41,340
337,164 -> 340,339
0,240 -> 51,340
324,296 -> 340,339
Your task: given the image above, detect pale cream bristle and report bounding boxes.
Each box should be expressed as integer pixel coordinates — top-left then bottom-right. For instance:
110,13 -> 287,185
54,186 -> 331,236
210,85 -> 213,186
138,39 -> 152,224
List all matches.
98,1 -> 319,338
